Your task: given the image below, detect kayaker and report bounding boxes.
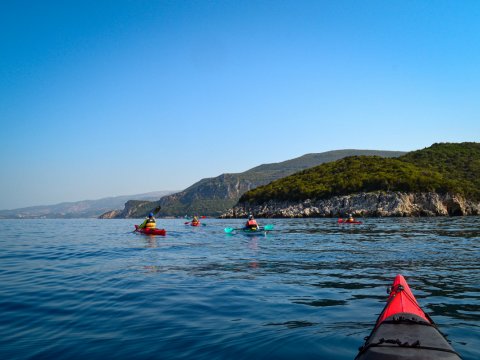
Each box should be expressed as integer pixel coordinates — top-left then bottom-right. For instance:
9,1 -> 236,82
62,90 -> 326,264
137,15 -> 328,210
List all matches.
245,214 -> 259,230
138,212 -> 156,229
192,216 -> 199,225
345,213 -> 356,223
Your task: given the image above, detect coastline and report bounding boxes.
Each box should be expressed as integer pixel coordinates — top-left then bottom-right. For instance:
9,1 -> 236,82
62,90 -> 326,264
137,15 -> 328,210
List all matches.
221,191 -> 480,218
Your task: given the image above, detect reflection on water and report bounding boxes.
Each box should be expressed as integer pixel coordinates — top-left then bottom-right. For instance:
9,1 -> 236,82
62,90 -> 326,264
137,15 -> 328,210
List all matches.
0,217 -> 478,359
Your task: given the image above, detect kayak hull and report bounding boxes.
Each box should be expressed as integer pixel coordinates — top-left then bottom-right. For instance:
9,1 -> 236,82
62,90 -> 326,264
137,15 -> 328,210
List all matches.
241,227 -> 267,235
377,273 -> 428,324
224,225 -> 274,235
134,225 -> 166,236
191,222 -> 200,227
355,275 -> 461,360
338,219 -> 362,224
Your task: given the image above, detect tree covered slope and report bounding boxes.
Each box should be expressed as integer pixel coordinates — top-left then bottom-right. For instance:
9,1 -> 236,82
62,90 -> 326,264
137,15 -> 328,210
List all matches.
239,143 -> 480,205
142,150 -> 405,217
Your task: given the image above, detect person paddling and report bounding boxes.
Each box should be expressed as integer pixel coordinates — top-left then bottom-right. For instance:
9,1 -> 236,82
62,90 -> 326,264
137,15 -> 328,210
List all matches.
138,212 -> 156,229
345,213 -> 356,223
245,214 -> 259,230
191,216 -> 200,226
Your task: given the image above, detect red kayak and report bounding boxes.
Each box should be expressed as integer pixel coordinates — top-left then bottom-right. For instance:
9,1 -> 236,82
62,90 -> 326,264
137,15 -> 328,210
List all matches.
191,222 -> 200,227
355,274 -> 461,359
134,225 -> 166,236
338,218 -> 362,224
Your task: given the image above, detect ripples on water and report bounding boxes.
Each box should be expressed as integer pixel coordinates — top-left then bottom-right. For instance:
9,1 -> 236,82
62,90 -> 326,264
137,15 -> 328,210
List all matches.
0,218 -> 478,359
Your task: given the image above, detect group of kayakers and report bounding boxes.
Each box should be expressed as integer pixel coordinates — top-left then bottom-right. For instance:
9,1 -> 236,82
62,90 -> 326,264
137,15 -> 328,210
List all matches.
137,214 -> 202,229
138,212 -> 357,229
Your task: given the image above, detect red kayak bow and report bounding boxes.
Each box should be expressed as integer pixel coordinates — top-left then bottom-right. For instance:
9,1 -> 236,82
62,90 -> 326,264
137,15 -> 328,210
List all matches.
355,274 -> 461,359
377,274 -> 428,325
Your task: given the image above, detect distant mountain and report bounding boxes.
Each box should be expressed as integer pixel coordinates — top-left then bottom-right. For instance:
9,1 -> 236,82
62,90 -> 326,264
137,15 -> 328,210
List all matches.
237,142 -> 480,208
0,191 -> 176,219
126,150 -> 405,218
98,200 -> 163,219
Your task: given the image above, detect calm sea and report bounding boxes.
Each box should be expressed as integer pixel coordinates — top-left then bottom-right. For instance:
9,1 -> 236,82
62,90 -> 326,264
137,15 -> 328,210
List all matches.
0,217 -> 478,359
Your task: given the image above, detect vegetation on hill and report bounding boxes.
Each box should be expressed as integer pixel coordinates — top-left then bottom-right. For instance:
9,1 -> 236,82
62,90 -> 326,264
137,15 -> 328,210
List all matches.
401,142 -> 480,199
239,143 -> 480,204
137,150 -> 405,217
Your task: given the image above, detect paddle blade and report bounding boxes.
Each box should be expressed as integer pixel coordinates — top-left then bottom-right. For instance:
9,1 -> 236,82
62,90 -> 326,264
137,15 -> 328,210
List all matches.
202,223 -> 207,226
184,222 -> 190,225
263,224 -> 274,231
224,227 -> 235,233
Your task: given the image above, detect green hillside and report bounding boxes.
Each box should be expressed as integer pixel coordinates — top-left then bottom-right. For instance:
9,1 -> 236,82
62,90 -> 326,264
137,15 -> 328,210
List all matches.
136,150 -> 405,217
239,143 -> 480,205
401,142 -> 480,199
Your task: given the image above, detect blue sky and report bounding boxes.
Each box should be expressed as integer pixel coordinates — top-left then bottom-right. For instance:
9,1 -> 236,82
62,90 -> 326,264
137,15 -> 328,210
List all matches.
1,1 -> 479,210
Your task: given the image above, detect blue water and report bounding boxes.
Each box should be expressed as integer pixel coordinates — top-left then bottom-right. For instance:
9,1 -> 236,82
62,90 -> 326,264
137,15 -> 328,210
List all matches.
0,218 -> 479,359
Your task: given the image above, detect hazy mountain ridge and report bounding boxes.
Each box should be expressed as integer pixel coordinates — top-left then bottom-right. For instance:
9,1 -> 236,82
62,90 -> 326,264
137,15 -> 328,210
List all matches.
0,191 -> 176,219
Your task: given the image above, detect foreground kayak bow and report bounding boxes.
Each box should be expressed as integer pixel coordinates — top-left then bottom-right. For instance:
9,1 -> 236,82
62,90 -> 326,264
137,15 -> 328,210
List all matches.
355,274 -> 461,360
134,225 -> 166,236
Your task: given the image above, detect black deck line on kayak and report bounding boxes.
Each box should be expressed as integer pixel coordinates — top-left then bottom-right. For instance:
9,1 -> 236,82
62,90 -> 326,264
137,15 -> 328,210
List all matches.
355,313 -> 463,360
358,341 -> 462,356
385,313 -> 458,348
382,317 -> 433,326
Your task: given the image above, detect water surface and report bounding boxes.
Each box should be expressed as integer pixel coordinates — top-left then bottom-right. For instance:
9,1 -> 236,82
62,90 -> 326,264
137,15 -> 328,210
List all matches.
0,217 -> 478,359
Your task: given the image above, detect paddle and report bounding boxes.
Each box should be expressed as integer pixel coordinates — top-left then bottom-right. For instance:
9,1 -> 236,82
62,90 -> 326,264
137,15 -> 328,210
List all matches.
224,224 -> 274,233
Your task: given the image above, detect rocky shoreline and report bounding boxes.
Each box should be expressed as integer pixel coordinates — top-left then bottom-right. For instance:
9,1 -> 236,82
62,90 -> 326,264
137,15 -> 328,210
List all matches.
220,192 -> 480,218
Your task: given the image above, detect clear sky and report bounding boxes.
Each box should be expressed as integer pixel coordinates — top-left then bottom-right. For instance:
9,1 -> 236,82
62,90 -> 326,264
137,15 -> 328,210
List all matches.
1,1 -> 479,210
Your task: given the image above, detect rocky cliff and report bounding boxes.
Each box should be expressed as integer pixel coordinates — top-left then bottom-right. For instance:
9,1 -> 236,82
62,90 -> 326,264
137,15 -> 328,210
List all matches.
221,192 -> 480,218
139,150 -> 405,217
98,200 -> 159,219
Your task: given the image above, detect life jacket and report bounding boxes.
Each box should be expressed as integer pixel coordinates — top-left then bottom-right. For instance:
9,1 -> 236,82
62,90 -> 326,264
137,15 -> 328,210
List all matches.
247,219 -> 257,227
145,218 -> 156,228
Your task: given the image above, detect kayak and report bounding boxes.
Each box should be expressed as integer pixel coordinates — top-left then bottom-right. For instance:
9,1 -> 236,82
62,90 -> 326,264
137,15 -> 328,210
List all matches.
224,224 -> 274,234
241,227 -> 265,235
338,218 -> 362,224
355,274 -> 461,360
134,225 -> 166,236
184,221 -> 203,227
